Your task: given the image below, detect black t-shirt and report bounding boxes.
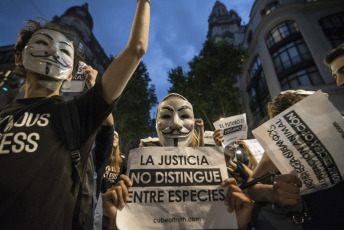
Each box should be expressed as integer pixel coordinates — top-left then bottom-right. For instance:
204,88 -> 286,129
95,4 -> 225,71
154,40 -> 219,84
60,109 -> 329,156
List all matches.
101,155 -> 127,194
0,83 -> 115,230
302,181 -> 344,230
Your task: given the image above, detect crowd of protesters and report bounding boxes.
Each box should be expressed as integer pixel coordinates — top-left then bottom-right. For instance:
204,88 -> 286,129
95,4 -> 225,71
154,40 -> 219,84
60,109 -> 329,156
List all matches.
0,0 -> 343,229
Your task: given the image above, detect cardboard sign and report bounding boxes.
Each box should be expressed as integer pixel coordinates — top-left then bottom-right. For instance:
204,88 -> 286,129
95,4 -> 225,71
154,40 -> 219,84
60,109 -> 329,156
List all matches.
213,114 -> 247,147
117,147 -> 238,230
252,91 -> 344,195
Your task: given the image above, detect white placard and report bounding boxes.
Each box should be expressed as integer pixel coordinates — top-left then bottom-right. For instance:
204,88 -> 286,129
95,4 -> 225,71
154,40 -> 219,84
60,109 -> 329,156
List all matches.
213,113 -> 247,147
241,139 -> 264,163
204,131 -> 215,145
60,61 -> 86,93
117,147 -> 238,230
252,91 -> 344,195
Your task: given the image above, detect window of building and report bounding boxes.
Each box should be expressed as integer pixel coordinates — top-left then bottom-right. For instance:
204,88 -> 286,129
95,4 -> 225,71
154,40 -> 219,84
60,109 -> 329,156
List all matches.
247,56 -> 271,127
249,56 -> 261,79
266,21 -> 299,48
280,66 -> 323,90
266,21 -> 323,90
261,2 -> 279,16
319,12 -> 344,48
272,39 -> 312,73
247,30 -> 253,45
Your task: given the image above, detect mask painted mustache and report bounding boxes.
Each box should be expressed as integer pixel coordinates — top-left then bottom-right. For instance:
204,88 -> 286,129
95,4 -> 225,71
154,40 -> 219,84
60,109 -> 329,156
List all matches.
30,53 -> 69,68
161,128 -> 191,135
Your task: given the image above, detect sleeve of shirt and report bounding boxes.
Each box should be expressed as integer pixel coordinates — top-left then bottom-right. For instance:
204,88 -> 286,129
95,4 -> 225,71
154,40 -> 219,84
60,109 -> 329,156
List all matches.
93,125 -> 114,175
74,82 -> 117,143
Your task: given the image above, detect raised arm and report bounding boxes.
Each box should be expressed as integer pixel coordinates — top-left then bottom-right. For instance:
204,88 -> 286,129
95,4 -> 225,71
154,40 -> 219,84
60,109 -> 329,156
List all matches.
102,0 -> 150,104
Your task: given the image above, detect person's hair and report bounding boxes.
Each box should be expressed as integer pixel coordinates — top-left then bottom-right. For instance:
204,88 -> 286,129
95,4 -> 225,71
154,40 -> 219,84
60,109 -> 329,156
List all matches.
268,90 -> 311,118
189,130 -> 199,147
109,140 -> 122,173
324,43 -> 344,65
14,18 -> 84,77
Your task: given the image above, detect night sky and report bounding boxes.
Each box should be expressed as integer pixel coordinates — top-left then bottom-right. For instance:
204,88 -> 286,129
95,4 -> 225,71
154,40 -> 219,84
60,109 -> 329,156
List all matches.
0,0 -> 254,115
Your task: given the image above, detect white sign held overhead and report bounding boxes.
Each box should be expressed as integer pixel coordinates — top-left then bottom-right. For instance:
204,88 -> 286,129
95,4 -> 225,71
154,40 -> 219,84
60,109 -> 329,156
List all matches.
117,147 -> 238,230
213,113 -> 247,147
252,91 -> 344,195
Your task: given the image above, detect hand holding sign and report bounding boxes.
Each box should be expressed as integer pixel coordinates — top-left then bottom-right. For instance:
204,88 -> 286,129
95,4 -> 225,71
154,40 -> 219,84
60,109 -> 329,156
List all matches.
84,64 -> 98,89
222,178 -> 253,229
213,129 -> 224,146
252,91 -> 344,195
272,174 -> 302,207
103,174 -> 132,229
213,114 -> 247,147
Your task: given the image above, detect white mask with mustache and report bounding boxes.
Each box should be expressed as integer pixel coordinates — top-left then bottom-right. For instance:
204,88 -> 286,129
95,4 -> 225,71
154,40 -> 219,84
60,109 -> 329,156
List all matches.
156,94 -> 194,147
22,29 -> 74,90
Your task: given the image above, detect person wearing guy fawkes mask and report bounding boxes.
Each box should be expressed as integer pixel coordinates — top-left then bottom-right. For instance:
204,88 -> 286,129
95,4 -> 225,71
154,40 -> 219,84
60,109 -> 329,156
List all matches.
102,93 -> 253,230
0,0 -> 150,229
155,93 -> 195,147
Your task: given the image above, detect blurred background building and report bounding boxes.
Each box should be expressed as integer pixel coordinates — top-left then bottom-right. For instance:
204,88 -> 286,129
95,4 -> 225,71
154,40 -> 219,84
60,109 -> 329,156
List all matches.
207,0 -> 344,135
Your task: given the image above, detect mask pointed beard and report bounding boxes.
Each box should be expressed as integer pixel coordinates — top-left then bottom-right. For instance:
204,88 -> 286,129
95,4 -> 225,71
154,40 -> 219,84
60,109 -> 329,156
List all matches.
46,63 -> 52,75
174,138 -> 178,147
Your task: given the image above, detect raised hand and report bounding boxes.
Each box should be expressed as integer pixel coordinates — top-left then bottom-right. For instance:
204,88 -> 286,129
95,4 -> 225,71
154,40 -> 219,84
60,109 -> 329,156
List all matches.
83,64 -> 98,89
102,174 -> 132,229
213,128 -> 224,146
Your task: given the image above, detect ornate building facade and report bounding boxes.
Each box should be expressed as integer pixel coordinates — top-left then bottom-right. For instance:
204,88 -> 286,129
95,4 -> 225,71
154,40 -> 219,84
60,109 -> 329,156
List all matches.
208,0 -> 344,135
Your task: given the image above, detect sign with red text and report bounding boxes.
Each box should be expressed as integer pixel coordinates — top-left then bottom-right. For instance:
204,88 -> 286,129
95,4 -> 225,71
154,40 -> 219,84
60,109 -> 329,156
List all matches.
252,91 -> 344,195
117,147 -> 238,230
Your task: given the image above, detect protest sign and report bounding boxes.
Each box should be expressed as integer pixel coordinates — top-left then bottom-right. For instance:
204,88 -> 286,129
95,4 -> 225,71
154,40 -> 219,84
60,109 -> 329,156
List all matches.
213,114 -> 247,147
117,147 -> 238,230
252,91 -> 344,195
241,139 -> 264,163
204,131 -> 215,145
61,61 -> 86,93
